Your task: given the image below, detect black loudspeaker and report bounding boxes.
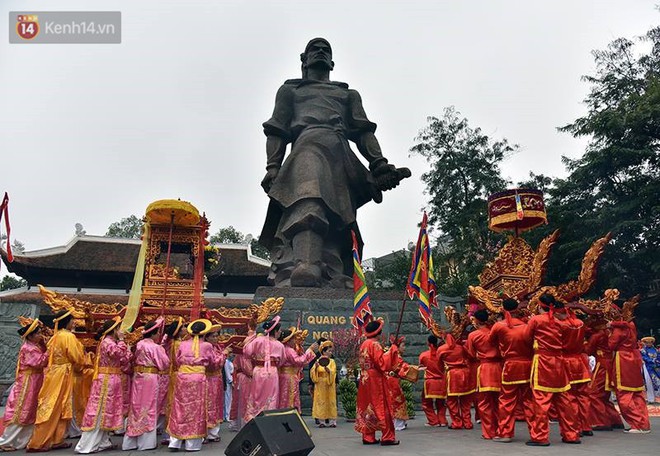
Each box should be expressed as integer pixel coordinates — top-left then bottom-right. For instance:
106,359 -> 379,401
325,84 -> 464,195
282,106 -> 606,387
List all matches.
225,408 -> 315,456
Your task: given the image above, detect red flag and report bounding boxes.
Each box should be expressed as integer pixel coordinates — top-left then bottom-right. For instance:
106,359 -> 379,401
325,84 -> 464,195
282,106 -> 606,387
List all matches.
406,212 -> 437,326
351,230 -> 373,332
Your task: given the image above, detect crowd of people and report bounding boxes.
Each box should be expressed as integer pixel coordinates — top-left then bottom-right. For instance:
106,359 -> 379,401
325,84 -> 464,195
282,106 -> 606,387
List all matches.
0,294 -> 655,452
354,294 -> 654,446
0,312 -> 335,453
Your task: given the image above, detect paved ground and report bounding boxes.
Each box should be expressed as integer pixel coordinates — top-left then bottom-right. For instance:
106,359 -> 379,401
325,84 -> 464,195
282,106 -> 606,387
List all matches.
8,415 -> 655,456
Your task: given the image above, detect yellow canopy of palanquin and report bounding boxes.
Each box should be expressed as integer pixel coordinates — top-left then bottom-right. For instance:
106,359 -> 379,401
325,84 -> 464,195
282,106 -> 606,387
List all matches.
145,199 -> 200,226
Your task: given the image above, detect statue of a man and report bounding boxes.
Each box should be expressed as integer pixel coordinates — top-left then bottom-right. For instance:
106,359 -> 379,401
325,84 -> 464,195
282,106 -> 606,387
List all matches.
259,38 -> 410,288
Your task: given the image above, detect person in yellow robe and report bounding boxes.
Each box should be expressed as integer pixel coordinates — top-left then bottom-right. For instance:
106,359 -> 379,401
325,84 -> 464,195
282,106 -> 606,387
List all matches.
70,352 -> 95,438
310,341 -> 337,427
26,310 -> 86,452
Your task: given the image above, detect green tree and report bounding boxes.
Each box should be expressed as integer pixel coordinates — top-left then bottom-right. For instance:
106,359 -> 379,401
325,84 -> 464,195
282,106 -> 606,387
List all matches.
106,215 -> 143,239
539,26 -> 660,296
209,226 -> 244,244
1,236 -> 25,254
249,239 -> 271,261
369,249 -> 411,290
1,275 -> 27,291
209,226 -> 270,260
410,107 -> 513,296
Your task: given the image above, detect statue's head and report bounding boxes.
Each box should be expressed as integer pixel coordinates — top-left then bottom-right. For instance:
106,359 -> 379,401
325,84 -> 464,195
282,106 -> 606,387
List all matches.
301,37 -> 334,77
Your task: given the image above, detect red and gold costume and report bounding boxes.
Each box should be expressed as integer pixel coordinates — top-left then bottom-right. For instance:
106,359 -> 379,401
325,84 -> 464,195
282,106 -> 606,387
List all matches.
562,318 -> 592,434
488,315 -> 534,439
466,325 -> 502,439
387,350 -> 409,423
435,336 -> 475,430
585,328 -> 623,429
418,347 -> 447,427
525,312 -> 580,443
355,336 -> 398,444
608,320 -> 650,431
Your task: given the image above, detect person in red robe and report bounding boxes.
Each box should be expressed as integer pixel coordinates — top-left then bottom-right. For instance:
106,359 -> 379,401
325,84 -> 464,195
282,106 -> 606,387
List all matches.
562,306 -> 593,437
418,335 -> 447,427
585,321 -> 624,430
386,337 -> 409,431
354,319 -> 399,446
488,298 -> 535,443
524,294 -> 581,446
608,306 -> 651,434
465,309 -> 501,440
435,333 -> 475,430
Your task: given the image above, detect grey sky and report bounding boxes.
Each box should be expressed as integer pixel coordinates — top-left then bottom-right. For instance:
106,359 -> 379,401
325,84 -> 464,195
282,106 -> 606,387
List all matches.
0,1 -> 657,269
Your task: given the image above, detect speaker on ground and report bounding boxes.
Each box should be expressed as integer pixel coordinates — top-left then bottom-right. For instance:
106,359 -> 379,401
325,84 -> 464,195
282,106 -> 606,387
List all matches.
225,408 -> 315,456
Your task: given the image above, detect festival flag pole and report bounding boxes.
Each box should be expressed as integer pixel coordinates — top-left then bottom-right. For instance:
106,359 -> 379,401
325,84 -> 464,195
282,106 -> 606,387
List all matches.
397,212 -> 438,341
351,230 -> 373,333
393,291 -> 408,343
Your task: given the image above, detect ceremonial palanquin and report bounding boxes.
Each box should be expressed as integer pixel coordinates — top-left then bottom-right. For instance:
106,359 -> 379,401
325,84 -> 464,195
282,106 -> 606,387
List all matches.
35,199 -> 282,349
439,188 -> 635,335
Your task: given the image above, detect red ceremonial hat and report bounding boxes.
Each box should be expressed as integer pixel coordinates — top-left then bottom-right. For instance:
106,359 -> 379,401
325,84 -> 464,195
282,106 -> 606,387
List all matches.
364,318 -> 384,338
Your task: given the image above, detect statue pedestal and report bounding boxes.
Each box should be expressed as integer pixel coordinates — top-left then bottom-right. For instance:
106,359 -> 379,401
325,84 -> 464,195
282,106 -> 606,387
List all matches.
253,286 -> 464,412
255,287 -> 423,344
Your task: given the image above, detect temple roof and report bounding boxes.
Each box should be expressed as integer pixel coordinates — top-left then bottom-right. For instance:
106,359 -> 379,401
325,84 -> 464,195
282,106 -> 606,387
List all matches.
0,287 -> 254,309
0,235 -> 270,292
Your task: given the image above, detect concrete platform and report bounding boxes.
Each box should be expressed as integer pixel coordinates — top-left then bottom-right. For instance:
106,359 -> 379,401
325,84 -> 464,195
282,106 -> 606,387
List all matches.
10,415 -> 657,456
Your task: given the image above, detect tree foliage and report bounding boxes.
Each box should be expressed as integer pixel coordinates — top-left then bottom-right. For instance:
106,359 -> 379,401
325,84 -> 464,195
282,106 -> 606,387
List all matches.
1,275 -> 27,291
368,250 -> 411,290
1,235 -> 25,254
409,25 -> 659,303
106,215 -> 143,239
209,226 -> 244,244
410,107 -> 513,295
538,26 -> 660,296
209,226 -> 270,260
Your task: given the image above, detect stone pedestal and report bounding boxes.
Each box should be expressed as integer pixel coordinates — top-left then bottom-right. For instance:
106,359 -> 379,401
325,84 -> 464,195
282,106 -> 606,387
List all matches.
253,286 -> 464,414
0,301 -> 40,401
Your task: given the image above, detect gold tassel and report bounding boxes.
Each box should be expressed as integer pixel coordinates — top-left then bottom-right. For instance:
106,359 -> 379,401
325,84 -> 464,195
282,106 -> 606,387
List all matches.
192,335 -> 200,358
92,336 -> 104,380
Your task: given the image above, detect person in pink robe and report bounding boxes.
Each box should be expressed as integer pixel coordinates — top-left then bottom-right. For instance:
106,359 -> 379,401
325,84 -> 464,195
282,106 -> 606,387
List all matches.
243,316 -> 288,422
120,359 -> 132,431
167,319 -> 221,452
122,319 -> 170,451
228,329 -> 256,432
277,327 -> 317,412
75,317 -> 131,454
0,320 -> 48,451
204,325 -> 229,442
159,317 -> 185,442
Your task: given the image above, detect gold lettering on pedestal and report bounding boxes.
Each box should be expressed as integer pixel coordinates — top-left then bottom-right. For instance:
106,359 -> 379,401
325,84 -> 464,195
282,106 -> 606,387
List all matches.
306,315 -> 347,325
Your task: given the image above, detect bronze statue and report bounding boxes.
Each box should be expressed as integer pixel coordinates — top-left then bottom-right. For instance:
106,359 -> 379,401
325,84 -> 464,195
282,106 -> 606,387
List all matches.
259,38 -> 410,288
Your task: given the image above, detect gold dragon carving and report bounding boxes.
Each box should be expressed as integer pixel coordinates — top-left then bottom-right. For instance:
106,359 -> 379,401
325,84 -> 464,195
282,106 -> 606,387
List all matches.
527,233 -> 611,313
293,328 -> 309,346
38,285 -> 124,329
478,236 -> 536,287
526,230 -> 560,292
443,305 -> 470,340
468,230 -> 560,313
250,296 -> 285,324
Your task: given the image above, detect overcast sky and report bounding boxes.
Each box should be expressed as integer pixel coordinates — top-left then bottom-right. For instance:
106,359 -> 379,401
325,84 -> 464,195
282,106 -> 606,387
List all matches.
0,1 -> 657,272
